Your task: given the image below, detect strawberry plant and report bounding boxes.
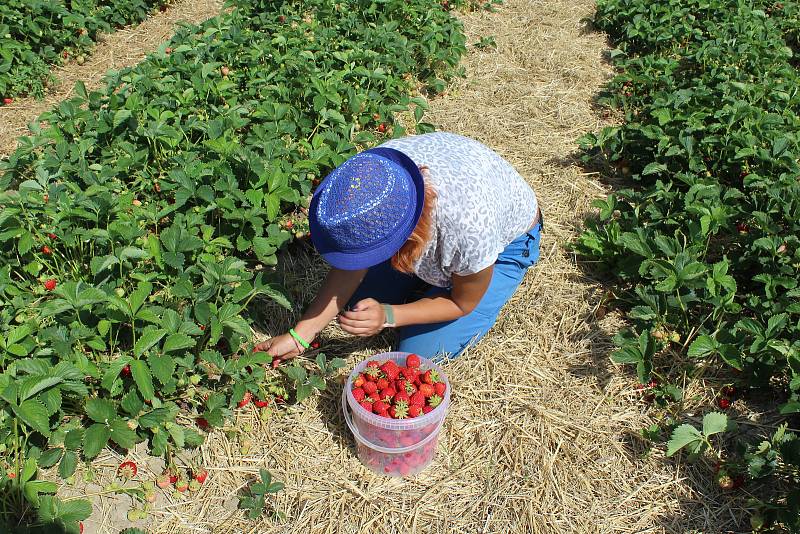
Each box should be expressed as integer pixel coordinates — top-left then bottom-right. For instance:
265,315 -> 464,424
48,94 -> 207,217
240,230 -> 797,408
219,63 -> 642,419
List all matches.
575,0 -> 800,528
0,0 -> 170,99
0,0 -> 468,528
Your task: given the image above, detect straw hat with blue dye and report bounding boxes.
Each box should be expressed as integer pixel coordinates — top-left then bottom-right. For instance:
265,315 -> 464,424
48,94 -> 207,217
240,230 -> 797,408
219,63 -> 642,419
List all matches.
308,147 -> 425,270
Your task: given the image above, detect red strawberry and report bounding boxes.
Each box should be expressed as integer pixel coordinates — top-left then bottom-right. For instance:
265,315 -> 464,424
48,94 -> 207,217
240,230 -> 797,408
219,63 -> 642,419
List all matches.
311,341 -> 320,349
41,245 -> 52,255
120,364 -> 132,377
175,478 -> 189,492
117,461 -> 137,478
364,365 -> 381,381
254,399 -> 270,408
359,400 -> 373,412
2,98 -> 13,105
237,391 -> 252,408
428,394 -> 443,408
394,390 -> 410,404
165,47 -> 172,54
422,405 -> 434,414
193,468 -> 208,484
278,14 -> 286,22
409,392 -> 425,407
366,360 -> 380,368
167,471 -> 179,484
196,417 -> 210,430
79,522 -> 83,534
434,382 -> 446,396
380,361 -> 400,380
372,400 -> 388,414
352,388 -> 366,402
418,383 -> 435,398
408,405 -> 422,418
389,401 -> 409,419
718,398 -> 731,409
378,123 -> 387,133
44,279 -> 57,291
362,381 -> 378,395
376,378 -> 389,390
379,387 -> 396,403
47,232 -> 57,240
406,354 -> 421,368
401,367 -> 418,382
353,374 -> 365,388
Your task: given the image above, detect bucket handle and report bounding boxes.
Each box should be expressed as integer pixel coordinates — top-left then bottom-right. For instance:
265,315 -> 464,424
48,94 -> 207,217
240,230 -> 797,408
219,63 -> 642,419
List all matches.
341,390 -> 445,455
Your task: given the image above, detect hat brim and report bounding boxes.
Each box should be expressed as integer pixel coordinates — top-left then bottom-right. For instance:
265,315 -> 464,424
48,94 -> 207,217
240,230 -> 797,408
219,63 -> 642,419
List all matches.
309,146 -> 425,271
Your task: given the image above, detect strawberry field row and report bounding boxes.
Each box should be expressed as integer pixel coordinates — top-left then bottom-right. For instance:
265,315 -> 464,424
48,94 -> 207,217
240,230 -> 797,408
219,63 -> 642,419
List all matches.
575,0 -> 800,529
0,0 -> 173,100
0,0 -> 468,530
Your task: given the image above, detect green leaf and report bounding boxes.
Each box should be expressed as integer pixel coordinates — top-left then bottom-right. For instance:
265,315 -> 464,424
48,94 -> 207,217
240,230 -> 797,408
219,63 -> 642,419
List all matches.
702,411 -> 728,437
83,423 -> 111,459
120,390 -> 143,416
108,418 -> 139,449
58,450 -> 78,479
58,498 -> 93,522
148,353 -> 175,385
133,328 -> 166,357
38,448 -> 64,468
130,360 -> 155,401
687,335 -> 717,359
85,398 -> 117,423
12,398 -> 51,436
19,376 -> 63,402
24,480 -> 57,507
162,332 -> 195,353
64,428 -> 84,450
296,384 -> 314,403
666,424 -> 703,456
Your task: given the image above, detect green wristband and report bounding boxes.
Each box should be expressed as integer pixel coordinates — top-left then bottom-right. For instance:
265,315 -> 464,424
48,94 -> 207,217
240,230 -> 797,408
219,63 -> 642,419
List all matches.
288,328 -> 311,349
381,304 -> 396,328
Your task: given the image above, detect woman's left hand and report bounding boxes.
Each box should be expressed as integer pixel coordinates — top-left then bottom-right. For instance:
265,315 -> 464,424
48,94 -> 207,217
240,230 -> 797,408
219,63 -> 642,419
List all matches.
338,298 -> 386,336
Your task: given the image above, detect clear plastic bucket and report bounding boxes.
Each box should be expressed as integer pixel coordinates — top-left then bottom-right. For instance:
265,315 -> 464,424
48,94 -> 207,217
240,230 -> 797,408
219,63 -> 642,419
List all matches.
342,352 -> 450,477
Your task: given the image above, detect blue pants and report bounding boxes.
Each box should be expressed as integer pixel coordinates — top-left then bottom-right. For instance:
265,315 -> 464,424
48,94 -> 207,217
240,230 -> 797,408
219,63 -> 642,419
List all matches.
348,222 -> 542,360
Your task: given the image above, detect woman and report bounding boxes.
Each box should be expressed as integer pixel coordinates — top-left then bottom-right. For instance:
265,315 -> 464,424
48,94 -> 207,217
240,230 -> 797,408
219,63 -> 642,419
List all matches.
256,132 -> 542,363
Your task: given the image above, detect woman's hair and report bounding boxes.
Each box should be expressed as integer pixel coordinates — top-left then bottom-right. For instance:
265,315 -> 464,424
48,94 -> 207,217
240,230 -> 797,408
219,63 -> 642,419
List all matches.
391,166 -> 437,274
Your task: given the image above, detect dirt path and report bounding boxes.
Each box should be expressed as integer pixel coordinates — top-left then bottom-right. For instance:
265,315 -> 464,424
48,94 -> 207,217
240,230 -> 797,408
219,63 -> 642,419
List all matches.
0,0 -> 222,158
55,0 -> 747,532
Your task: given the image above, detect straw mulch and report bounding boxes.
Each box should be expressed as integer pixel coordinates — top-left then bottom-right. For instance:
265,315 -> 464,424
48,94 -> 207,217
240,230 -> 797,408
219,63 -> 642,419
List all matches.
0,0 -> 223,158
59,0 -> 755,531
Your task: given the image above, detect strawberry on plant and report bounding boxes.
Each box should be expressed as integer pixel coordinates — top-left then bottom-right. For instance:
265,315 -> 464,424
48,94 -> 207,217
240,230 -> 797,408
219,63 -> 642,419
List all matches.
47,232 -> 57,239
79,523 -> 83,534
118,461 -> 137,479
405,353 -> 421,369
2,98 -> 12,105
254,399 -> 270,408
352,388 -> 366,402
378,123 -> 387,133
120,364 -> 132,377
188,479 -> 201,492
196,417 -> 210,431
156,474 -> 171,488
311,341 -> 320,349
717,398 -> 731,409
175,479 -> 189,492
193,469 -> 208,484
44,279 -> 57,291
237,391 -> 252,408
41,245 -> 52,255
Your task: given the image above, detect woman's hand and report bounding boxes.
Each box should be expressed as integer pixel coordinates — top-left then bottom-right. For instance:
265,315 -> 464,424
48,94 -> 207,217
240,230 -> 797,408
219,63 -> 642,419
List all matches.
253,333 -> 304,367
338,298 -> 386,336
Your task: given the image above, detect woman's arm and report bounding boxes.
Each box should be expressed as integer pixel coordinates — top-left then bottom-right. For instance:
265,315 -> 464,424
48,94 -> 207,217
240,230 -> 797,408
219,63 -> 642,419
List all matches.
338,266 -> 493,334
254,267 -> 366,363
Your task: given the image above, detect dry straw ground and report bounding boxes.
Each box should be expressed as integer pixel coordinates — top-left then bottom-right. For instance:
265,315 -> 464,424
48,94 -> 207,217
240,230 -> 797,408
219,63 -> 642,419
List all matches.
12,0 -> 756,531
0,0 -> 223,158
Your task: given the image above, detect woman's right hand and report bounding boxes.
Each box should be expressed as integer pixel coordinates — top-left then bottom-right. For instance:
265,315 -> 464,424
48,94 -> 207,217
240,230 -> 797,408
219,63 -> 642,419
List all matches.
253,333 -> 304,367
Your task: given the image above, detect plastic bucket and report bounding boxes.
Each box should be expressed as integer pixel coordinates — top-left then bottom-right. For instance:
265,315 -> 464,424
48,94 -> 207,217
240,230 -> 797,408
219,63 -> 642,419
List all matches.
342,351 -> 450,477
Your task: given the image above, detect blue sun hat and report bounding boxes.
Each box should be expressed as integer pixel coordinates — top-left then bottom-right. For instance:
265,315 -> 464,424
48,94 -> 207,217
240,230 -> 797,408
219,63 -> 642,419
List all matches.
308,147 -> 425,270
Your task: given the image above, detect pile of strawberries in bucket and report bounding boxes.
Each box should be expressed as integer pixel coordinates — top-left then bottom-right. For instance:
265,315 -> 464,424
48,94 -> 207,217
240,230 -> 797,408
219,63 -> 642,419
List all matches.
350,354 -> 447,418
